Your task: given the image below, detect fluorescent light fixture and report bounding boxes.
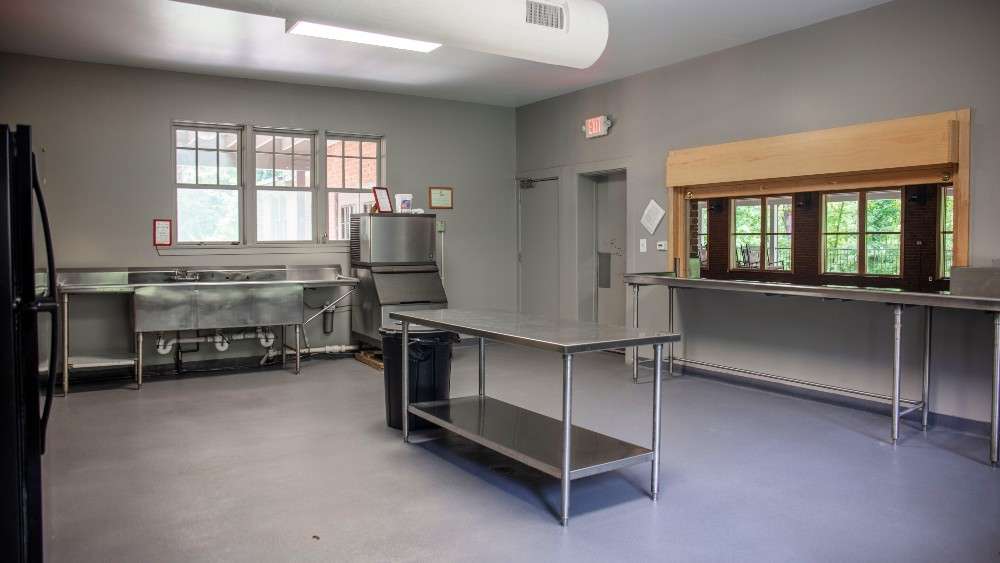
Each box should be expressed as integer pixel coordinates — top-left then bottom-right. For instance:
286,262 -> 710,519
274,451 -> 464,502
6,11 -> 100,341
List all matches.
287,21 -> 441,53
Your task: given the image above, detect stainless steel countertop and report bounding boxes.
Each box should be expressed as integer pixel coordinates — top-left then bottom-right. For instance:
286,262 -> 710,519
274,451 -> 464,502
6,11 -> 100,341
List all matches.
389,308 -> 680,354
58,278 -> 358,294
624,273 -> 1000,312
50,266 -> 358,294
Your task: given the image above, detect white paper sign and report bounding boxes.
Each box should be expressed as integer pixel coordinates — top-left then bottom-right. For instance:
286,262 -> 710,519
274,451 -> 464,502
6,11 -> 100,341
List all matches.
640,200 -> 665,235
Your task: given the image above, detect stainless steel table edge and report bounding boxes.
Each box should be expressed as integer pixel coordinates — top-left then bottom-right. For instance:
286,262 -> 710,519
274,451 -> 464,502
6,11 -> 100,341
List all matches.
626,274 -> 1000,465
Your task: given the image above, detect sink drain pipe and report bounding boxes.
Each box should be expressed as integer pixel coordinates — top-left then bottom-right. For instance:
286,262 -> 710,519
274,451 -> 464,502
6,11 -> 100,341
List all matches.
155,328 -> 276,355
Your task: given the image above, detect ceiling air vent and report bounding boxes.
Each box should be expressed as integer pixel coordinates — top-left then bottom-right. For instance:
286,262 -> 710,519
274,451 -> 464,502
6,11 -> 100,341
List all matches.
526,0 -> 565,30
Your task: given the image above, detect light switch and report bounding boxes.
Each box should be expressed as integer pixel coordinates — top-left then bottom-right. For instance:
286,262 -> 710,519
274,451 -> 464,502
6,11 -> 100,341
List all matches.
656,241 -> 667,251
639,239 -> 647,253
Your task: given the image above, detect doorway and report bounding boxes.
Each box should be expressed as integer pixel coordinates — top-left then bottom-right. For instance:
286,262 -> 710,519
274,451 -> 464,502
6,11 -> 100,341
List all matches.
590,171 -> 627,326
517,176 -> 560,318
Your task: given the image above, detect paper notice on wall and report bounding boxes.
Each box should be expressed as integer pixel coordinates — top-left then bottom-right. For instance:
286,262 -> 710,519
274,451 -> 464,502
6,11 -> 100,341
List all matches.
640,200 -> 665,235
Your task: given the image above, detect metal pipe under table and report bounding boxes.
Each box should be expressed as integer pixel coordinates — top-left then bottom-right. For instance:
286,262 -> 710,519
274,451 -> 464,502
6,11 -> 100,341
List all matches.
392,308 -> 679,525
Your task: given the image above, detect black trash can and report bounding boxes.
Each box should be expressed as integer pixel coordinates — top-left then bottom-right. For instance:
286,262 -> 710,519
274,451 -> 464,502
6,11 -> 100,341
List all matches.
381,328 -> 457,431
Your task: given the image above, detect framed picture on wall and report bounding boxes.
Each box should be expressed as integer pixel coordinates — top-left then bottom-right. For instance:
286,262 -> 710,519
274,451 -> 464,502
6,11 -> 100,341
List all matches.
428,187 -> 453,209
373,187 -> 393,213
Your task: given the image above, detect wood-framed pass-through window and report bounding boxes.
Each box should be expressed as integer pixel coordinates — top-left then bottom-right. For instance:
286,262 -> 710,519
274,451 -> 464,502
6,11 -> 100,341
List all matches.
730,196 -> 792,272
822,189 -> 902,277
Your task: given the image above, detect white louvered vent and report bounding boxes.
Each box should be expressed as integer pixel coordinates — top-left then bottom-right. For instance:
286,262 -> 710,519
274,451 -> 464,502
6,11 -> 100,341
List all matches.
526,0 -> 565,30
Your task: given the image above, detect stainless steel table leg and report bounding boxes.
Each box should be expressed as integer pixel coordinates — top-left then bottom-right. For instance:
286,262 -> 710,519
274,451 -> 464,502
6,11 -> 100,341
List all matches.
667,287 -> 675,378
62,292 -> 69,396
478,337 -> 486,397
651,343 -> 663,501
891,305 -> 902,444
402,321 -> 410,443
136,332 -> 143,390
281,325 -> 287,367
561,353 -> 573,526
294,325 -> 301,374
991,312 -> 999,465
922,307 -> 932,430
632,284 -> 640,383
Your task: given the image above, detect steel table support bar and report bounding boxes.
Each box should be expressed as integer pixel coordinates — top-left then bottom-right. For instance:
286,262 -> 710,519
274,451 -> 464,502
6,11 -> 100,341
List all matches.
632,284 -> 640,383
651,343 -> 663,500
136,332 -> 143,389
992,312 -> 999,465
561,353 -> 573,526
892,305 -> 903,444
61,292 -> 69,396
479,338 -> 486,397
401,321 -> 410,443
922,307 -> 932,430
667,288 -> 675,379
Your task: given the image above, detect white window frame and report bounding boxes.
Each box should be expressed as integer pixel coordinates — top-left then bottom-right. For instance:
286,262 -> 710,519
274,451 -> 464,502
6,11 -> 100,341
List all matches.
171,121 -> 245,247
324,132 -> 386,243
250,126 -> 319,245
166,122 -> 387,254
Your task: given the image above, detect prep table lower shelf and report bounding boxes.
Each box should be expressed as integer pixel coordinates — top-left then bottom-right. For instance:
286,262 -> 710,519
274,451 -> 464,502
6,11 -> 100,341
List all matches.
409,395 -> 653,480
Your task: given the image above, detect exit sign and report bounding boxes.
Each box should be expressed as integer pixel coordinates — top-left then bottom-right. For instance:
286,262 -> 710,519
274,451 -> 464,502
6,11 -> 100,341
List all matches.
582,115 -> 612,139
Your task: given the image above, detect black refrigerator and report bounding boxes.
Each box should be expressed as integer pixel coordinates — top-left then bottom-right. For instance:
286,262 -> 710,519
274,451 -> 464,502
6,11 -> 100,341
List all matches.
1,124 -> 58,562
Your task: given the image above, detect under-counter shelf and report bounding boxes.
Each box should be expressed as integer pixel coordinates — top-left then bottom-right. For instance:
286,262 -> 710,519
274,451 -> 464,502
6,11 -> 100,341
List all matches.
409,395 -> 653,480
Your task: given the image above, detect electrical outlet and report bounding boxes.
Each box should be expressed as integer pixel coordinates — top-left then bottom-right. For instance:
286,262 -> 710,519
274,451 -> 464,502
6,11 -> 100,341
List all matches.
656,241 -> 667,251
639,239 -> 647,253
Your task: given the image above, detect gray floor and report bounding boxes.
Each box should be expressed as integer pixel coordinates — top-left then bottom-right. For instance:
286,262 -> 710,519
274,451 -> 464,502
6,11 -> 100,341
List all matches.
43,344 -> 1000,562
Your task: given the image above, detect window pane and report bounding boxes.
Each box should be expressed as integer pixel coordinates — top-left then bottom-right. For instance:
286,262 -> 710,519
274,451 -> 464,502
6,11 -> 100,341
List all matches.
865,190 -> 901,232
361,158 -> 377,189
942,186 -> 954,232
344,141 -> 360,157
765,234 -> 792,271
361,141 -> 377,158
866,234 -> 901,275
732,234 -> 761,269
327,139 -> 342,156
177,188 -> 239,242
256,134 -> 274,153
257,190 -> 312,241
255,153 -> 274,186
344,157 -> 361,189
197,131 -> 217,149
328,192 -> 375,240
218,151 -> 238,186
176,149 -> 196,184
942,233 -> 954,278
176,129 -> 196,148
275,136 -> 293,154
824,234 -> 859,273
274,154 -> 293,187
732,198 -> 761,234
293,137 -> 312,154
766,196 -> 792,234
294,155 -> 312,188
327,157 -> 343,188
697,234 -> 709,268
197,150 -> 217,184
697,201 -> 708,234
219,132 -> 239,151
824,193 -> 859,233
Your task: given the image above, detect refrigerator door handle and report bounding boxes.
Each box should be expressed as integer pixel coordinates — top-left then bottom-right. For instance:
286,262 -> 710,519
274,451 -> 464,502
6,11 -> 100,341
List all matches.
30,152 -> 58,455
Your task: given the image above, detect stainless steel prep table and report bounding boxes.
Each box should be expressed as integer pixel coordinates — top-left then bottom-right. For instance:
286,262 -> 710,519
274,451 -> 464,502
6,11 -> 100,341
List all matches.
389,308 -> 681,526
57,267 -> 358,394
624,273 -> 1000,464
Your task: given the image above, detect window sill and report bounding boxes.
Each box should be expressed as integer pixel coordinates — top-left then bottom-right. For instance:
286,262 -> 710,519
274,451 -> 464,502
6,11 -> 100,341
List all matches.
157,241 -> 349,256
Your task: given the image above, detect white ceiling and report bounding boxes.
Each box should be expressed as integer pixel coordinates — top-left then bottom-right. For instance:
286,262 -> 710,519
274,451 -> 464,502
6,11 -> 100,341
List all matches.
0,0 -> 891,107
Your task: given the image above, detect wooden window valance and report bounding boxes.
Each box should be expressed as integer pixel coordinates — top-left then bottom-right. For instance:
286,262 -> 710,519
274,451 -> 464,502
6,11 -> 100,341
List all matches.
666,109 -> 971,277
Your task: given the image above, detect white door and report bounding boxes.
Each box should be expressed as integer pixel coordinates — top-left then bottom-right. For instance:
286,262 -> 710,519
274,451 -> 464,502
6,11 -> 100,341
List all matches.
596,171 -> 627,326
517,178 -> 560,318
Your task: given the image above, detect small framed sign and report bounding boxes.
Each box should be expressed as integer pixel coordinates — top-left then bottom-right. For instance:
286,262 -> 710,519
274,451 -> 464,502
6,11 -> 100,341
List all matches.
428,187 -> 453,209
373,187 -> 393,213
153,219 -> 172,247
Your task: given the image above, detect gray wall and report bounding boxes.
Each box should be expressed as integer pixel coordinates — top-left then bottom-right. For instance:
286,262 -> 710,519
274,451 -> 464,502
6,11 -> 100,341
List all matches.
516,0 -> 1000,423
0,53 -> 517,362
